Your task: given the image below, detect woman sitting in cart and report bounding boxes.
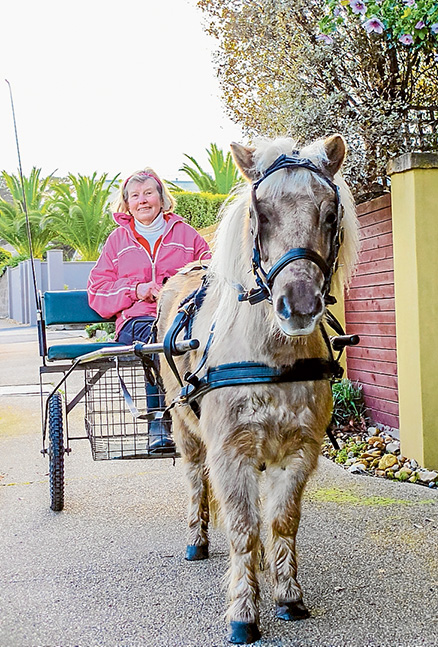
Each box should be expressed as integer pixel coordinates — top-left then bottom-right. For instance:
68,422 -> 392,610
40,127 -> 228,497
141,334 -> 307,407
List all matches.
87,168 -> 211,453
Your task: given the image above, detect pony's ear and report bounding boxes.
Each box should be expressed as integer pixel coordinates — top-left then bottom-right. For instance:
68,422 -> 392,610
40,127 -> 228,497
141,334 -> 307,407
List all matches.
230,142 -> 257,181
323,135 -> 346,176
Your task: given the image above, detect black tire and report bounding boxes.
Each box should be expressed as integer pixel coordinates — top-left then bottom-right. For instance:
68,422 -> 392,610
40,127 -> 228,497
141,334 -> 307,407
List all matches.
48,392 -> 65,511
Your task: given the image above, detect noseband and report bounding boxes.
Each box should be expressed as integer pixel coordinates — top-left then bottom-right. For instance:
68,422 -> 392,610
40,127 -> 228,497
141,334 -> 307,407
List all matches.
238,153 -> 343,306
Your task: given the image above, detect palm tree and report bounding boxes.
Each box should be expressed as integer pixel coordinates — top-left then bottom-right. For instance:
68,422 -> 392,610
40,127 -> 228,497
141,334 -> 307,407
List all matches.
0,168 -> 56,257
178,143 -> 242,194
48,172 -> 119,261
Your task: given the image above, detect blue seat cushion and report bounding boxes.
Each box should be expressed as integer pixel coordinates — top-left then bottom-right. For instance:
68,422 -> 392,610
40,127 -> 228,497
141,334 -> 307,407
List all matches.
47,342 -> 125,361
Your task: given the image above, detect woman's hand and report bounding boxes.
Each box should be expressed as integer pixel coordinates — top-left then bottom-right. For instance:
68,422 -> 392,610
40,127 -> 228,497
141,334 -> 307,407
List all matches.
135,281 -> 161,302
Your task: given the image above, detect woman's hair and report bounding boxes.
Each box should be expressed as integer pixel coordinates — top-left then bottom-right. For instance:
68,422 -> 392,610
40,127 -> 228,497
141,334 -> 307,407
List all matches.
112,167 -> 175,214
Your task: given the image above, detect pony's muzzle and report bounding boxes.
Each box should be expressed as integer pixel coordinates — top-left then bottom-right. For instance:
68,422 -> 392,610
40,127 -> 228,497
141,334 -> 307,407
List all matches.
274,279 -> 324,336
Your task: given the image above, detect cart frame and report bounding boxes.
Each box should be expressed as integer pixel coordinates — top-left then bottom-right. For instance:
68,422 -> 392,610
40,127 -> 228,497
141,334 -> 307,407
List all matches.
38,289 -> 198,511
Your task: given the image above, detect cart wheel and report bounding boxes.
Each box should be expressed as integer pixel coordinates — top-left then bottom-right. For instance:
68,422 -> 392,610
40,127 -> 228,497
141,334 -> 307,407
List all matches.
48,392 -> 65,511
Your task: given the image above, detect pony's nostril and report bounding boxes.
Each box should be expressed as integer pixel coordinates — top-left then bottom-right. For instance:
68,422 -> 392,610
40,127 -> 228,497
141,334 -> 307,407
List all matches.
312,293 -> 323,317
276,295 -> 292,321
276,290 -> 323,322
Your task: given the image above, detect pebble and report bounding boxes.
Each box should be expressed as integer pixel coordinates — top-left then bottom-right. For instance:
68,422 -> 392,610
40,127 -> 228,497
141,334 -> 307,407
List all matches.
378,454 -> 398,470
323,425 -> 438,490
417,470 -> 438,484
348,463 -> 367,474
385,441 -> 400,454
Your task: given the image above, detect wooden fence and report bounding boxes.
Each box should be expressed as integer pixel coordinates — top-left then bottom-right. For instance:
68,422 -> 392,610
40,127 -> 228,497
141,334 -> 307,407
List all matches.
344,194 -> 399,430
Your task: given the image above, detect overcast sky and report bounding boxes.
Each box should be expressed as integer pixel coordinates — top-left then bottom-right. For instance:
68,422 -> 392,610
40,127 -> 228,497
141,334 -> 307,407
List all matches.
0,0 -> 243,182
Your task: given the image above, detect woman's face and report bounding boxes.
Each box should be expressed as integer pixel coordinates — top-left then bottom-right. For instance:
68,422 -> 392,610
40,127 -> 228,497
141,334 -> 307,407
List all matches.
127,179 -> 163,225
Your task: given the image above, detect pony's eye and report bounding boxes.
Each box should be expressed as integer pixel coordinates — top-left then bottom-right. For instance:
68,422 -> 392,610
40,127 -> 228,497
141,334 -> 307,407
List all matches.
258,212 -> 269,226
325,211 -> 337,226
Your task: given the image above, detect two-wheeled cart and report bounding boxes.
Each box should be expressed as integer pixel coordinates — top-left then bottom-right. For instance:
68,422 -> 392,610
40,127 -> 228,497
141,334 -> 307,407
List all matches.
39,289 -> 197,511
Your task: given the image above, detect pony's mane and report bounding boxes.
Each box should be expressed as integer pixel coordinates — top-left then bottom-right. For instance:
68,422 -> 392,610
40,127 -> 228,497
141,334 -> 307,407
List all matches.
208,136 -> 359,306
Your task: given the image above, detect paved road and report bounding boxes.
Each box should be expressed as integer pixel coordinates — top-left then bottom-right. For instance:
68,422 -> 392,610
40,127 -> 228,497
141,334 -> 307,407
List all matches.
1,324 -> 437,647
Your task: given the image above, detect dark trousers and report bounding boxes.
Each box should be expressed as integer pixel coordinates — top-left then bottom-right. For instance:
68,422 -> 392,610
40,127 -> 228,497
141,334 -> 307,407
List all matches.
117,317 -> 164,411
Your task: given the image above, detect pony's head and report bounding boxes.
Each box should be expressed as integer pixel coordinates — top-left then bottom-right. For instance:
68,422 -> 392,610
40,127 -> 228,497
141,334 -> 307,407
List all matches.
210,135 -> 358,338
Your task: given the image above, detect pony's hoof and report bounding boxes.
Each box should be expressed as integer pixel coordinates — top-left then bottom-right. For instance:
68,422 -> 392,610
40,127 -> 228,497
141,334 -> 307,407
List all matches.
275,599 -> 310,621
228,621 -> 261,644
185,544 -> 209,561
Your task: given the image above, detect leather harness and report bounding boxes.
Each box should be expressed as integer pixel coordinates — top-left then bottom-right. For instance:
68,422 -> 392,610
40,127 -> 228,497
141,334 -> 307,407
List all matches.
161,153 -> 359,447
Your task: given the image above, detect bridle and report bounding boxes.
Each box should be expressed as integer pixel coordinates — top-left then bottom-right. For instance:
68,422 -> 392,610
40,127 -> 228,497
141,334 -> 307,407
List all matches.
238,153 -> 344,306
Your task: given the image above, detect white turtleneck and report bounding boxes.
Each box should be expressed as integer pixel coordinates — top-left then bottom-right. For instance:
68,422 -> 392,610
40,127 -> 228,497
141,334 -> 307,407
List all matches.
134,212 -> 166,250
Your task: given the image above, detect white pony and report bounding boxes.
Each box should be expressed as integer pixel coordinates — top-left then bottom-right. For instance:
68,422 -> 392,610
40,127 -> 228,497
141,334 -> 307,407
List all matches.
158,135 -> 359,644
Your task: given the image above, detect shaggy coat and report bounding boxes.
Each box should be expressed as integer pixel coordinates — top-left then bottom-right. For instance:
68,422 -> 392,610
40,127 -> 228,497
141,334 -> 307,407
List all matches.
157,135 -> 359,644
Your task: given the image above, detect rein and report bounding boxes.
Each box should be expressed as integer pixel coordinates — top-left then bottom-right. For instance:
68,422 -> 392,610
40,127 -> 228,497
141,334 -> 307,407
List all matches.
238,153 -> 343,306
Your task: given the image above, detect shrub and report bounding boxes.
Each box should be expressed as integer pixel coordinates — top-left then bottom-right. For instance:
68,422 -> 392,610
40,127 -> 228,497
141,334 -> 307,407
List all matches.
331,378 -> 368,427
0,250 -> 28,277
172,192 -> 228,229
85,322 -> 116,340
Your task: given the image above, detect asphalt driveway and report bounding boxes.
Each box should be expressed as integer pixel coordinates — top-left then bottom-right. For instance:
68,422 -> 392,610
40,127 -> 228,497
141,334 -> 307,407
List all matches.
1,323 -> 437,647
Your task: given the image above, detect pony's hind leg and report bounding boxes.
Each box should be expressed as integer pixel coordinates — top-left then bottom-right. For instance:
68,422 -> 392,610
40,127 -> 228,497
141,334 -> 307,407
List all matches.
208,445 -> 262,644
173,412 -> 209,560
265,446 -> 319,621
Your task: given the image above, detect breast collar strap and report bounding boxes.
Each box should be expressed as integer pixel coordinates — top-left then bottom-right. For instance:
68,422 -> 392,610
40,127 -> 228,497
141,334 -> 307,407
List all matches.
238,153 -> 343,306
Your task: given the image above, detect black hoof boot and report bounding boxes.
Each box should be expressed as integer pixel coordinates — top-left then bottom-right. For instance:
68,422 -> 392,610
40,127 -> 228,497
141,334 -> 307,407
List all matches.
228,621 -> 261,644
275,599 -> 310,621
185,544 -> 209,561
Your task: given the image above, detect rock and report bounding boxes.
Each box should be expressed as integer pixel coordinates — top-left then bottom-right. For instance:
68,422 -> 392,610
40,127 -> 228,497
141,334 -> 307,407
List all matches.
385,441 -> 400,454
409,459 -> 419,470
375,469 -> 386,478
416,470 -> 438,484
368,436 -> 384,446
348,463 -> 367,474
378,454 -> 398,470
356,459 -> 370,468
361,451 -> 380,460
367,427 -> 379,436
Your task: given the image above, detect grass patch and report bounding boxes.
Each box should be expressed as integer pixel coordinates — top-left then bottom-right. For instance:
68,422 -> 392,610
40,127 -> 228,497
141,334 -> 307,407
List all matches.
307,487 -> 434,506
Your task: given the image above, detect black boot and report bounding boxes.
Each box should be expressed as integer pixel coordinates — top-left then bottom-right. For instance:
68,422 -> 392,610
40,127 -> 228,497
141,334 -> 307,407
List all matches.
148,413 -> 175,454
145,372 -> 175,454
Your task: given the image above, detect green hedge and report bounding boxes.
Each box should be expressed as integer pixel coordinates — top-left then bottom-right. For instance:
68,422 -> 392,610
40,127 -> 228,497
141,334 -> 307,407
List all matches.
172,192 -> 228,229
0,247 -> 12,277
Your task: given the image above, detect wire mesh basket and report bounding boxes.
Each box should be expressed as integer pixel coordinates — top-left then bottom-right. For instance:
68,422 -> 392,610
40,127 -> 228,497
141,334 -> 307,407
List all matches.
84,360 -> 176,460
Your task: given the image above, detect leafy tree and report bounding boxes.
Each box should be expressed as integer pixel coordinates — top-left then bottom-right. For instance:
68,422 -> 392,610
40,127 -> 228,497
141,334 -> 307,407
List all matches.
198,0 -> 438,198
0,168 -> 56,257
177,143 -> 242,194
47,172 -> 119,261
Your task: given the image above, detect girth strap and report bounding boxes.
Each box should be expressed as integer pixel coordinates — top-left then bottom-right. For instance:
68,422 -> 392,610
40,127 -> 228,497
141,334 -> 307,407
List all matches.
179,358 -> 343,406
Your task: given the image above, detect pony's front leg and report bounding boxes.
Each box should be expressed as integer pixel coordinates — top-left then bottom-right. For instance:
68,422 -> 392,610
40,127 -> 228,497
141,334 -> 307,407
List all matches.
208,445 -> 262,645
173,411 -> 209,560
266,442 -> 320,622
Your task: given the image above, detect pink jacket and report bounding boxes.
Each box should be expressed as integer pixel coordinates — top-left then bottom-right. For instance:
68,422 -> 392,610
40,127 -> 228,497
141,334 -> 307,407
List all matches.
88,211 -> 211,337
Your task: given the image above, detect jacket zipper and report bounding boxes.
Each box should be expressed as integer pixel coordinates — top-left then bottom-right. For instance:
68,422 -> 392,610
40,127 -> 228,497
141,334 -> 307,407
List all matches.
126,217 -> 179,284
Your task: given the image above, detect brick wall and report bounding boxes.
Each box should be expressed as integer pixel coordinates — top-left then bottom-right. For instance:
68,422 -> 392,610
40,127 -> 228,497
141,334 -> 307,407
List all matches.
345,194 -> 399,430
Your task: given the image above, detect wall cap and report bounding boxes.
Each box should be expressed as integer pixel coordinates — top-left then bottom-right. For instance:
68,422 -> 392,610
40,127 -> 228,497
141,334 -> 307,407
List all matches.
387,151 -> 438,175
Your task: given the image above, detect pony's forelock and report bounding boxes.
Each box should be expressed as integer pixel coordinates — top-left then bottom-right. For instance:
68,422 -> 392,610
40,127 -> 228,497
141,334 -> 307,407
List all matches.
209,136 -> 359,298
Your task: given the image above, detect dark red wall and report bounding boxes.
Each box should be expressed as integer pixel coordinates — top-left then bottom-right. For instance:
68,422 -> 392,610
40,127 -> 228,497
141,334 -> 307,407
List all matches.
345,194 -> 399,430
